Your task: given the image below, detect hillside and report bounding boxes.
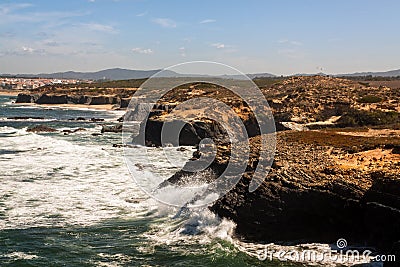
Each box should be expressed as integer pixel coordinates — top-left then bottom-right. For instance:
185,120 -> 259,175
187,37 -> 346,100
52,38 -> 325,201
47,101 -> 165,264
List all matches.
1,68 -> 178,80
262,76 -> 400,126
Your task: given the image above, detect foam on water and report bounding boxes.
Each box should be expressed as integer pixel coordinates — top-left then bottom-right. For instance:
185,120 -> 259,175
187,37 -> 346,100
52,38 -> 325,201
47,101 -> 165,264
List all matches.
0,96 -> 379,266
0,127 -> 147,229
0,127 -> 378,266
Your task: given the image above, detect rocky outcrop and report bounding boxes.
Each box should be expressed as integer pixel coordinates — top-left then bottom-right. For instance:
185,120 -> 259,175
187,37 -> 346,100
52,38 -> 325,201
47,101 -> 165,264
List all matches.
26,125 -> 57,132
36,94 -> 68,104
62,128 -> 86,134
167,131 -> 400,255
362,176 -> 400,252
101,124 -> 123,133
262,76 -> 400,124
125,77 -> 400,256
15,93 -> 39,103
16,93 -> 130,108
132,117 -> 230,146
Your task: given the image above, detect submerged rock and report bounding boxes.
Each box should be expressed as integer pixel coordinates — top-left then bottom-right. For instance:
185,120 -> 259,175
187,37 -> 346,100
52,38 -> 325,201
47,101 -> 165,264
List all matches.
26,125 -> 57,132
101,124 -> 122,133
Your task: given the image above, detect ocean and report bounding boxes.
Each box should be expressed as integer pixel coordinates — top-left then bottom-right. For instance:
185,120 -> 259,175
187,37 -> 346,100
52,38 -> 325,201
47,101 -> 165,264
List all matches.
0,95 -> 373,267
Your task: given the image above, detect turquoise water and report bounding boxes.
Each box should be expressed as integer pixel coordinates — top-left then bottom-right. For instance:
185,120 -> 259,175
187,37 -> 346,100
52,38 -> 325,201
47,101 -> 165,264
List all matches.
0,95 -> 357,266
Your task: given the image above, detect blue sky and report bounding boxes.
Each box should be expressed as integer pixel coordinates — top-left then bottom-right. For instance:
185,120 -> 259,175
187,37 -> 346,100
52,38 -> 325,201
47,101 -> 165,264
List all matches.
0,0 -> 399,75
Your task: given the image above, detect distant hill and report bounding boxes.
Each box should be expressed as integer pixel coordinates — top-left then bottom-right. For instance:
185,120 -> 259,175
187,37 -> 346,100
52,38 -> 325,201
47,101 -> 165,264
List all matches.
3,67 -> 400,80
338,69 -> 400,77
292,72 -> 328,77
243,73 -> 276,79
1,68 -> 179,80
1,68 -> 277,80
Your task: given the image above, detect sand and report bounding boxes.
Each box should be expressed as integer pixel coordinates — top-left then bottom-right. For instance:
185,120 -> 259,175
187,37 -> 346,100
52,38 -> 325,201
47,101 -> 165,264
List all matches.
0,90 -> 23,96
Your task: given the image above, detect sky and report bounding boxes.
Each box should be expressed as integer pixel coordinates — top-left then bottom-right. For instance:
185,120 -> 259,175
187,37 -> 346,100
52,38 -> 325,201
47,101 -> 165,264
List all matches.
0,0 -> 400,75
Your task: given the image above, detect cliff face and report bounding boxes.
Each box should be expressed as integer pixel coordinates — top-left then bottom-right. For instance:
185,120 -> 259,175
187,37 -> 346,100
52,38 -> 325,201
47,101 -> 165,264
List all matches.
166,130 -> 400,254
16,93 -> 130,108
128,76 -> 400,256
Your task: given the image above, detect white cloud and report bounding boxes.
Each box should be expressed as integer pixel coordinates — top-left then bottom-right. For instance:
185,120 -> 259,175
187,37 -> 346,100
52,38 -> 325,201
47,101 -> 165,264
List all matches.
43,40 -> 61,47
22,46 -> 34,53
199,19 -> 216,24
179,47 -> 186,57
88,0 -> 96,2
81,23 -> 117,33
211,43 -> 226,49
136,11 -> 147,17
132,47 -> 154,54
209,43 -> 237,53
0,10 -> 89,25
0,3 -> 32,15
278,39 -> 302,46
153,18 -> 176,28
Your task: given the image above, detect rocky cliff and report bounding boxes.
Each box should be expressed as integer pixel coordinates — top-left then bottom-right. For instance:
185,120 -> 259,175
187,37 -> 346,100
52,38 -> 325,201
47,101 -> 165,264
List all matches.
128,76 -> 400,260
167,130 -> 400,257
16,93 -> 130,108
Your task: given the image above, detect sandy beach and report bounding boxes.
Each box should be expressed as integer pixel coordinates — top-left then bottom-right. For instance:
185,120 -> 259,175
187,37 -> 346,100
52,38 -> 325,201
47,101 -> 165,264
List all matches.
0,90 -> 24,96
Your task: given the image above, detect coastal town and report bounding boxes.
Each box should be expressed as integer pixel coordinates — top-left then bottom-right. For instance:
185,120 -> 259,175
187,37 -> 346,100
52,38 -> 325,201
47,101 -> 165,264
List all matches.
0,77 -> 82,90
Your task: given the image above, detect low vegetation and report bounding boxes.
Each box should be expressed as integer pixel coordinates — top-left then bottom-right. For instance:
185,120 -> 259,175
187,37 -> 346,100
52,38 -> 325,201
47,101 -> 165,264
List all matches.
337,109 -> 399,127
284,130 -> 400,153
358,95 -> 383,103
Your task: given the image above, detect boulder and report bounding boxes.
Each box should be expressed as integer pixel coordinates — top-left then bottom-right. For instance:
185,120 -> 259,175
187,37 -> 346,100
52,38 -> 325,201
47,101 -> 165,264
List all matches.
26,125 -> 57,132
101,124 -> 123,133
16,93 -> 38,103
36,94 -> 68,104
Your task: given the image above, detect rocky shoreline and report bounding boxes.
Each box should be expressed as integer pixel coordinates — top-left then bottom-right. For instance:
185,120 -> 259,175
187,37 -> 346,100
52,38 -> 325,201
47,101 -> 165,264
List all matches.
16,93 -> 131,109
13,76 -> 400,263
123,76 -> 400,263
163,131 -> 400,264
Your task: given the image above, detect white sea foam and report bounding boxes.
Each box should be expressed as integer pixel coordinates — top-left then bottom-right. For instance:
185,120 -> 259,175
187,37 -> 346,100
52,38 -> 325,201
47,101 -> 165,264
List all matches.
0,129 -> 146,229
0,125 -> 378,266
4,252 -> 40,260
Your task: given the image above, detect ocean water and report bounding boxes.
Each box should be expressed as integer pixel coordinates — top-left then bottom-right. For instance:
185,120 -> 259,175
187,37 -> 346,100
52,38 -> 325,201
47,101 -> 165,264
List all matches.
0,95 -> 375,267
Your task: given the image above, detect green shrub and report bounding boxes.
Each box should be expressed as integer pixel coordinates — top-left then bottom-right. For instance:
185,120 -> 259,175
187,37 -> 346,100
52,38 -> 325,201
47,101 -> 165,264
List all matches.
358,95 -> 383,103
337,109 -> 399,127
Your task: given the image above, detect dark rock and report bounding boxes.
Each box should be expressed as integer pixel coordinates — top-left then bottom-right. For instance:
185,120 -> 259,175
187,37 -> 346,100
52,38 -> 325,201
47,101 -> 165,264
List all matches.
392,145 -> 400,154
36,94 -> 68,104
90,118 -> 104,122
62,128 -> 86,134
27,125 -> 57,132
16,93 -> 39,103
15,94 -> 129,109
165,132 -> 400,256
101,124 -> 122,133
120,98 -> 131,108
85,96 -> 112,105
132,118 -> 229,146
363,176 -> 400,251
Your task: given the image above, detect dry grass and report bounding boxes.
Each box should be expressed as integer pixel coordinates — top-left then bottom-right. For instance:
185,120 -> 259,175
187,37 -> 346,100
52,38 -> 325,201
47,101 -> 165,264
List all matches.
282,130 -> 400,153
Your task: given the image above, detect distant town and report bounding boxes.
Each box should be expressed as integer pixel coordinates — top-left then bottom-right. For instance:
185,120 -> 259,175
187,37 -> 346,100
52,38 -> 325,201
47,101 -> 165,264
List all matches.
0,77 -> 85,90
